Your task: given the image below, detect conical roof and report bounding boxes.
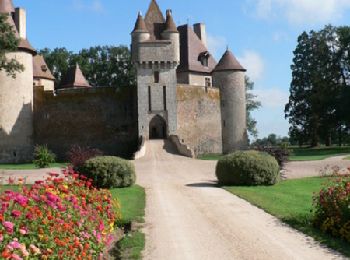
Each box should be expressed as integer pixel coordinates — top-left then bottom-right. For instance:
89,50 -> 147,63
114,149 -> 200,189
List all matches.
214,50 -> 246,72
0,0 -> 15,14
33,55 -> 55,80
145,0 -> 165,40
164,9 -> 178,33
60,64 -> 91,89
132,12 -> 148,33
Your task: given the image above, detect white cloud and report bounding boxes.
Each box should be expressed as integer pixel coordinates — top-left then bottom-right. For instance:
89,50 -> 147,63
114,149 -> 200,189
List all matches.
254,88 -> 289,109
72,0 -> 104,13
238,50 -> 265,81
207,34 -> 227,60
249,0 -> 350,25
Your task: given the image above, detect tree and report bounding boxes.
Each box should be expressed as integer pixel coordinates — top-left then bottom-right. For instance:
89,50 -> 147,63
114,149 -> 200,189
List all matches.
245,76 -> 261,138
0,14 -> 24,77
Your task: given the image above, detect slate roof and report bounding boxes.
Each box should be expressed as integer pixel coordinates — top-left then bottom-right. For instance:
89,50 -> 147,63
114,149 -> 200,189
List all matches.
33,55 -> 55,80
177,24 -> 217,74
164,10 -> 178,33
132,12 -> 148,33
60,64 -> 91,89
0,0 -> 15,13
144,0 -> 165,40
214,50 -> 246,72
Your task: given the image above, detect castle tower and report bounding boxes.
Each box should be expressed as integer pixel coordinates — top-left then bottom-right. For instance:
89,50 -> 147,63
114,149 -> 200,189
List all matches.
0,0 -> 36,163
213,49 -> 247,154
131,0 -> 180,140
33,55 -> 55,91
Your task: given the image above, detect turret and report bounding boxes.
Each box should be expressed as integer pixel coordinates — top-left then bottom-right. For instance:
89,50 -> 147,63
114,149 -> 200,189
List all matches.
0,0 -> 36,163
131,12 -> 150,62
161,9 -> 180,61
33,55 -> 55,91
213,49 -> 247,154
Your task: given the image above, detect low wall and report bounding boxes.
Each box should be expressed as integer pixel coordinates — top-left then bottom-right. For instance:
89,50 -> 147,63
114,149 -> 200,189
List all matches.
176,84 -> 222,156
34,86 -> 138,160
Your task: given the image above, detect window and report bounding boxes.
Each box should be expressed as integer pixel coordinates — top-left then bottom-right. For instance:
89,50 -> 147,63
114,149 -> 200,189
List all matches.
154,71 -> 160,83
148,86 -> 152,112
198,51 -> 210,67
205,77 -> 211,87
163,86 -> 167,111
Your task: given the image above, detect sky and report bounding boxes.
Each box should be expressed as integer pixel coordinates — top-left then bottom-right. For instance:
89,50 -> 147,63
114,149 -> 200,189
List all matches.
14,0 -> 350,139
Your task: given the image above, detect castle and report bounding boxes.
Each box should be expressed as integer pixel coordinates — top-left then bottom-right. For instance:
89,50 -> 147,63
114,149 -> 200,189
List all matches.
0,0 -> 247,163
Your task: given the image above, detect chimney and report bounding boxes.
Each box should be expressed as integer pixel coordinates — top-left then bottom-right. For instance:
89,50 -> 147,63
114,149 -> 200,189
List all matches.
14,8 -> 26,39
193,23 -> 207,48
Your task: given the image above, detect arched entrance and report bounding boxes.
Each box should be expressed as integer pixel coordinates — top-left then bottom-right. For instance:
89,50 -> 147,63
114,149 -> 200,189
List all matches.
149,115 -> 167,139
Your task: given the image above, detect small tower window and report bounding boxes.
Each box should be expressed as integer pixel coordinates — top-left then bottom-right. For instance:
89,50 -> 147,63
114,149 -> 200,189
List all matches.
154,71 -> 160,83
205,77 -> 211,87
163,86 -> 167,111
148,86 -> 152,112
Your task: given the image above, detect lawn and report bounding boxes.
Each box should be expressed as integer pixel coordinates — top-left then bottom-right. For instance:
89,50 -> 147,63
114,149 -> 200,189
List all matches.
0,162 -> 67,170
289,146 -> 350,161
110,185 -> 146,260
225,177 -> 350,256
345,156 -> 350,160
197,154 -> 222,160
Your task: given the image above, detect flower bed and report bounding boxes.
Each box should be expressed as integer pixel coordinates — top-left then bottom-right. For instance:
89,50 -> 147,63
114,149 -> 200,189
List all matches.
313,176 -> 350,243
0,168 -> 120,259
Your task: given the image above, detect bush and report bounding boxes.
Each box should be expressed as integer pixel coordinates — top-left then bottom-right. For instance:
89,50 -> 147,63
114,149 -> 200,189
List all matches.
0,171 -> 119,258
216,151 -> 280,186
81,156 -> 135,188
255,146 -> 289,167
67,145 -> 103,170
33,145 -> 56,168
313,176 -> 350,243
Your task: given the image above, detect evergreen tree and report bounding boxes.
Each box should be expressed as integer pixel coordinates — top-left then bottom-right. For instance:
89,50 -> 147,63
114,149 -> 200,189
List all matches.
245,76 -> 261,138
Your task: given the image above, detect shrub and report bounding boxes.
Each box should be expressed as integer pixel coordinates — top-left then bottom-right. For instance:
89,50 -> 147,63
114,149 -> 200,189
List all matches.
216,151 -> 280,186
255,146 -> 289,167
67,145 -> 103,170
33,145 -> 56,168
0,170 -> 120,259
313,176 -> 350,243
81,156 -> 135,188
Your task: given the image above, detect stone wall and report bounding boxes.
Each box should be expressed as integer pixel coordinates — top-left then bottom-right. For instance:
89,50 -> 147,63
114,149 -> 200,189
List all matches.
33,86 -> 138,160
176,84 -> 222,156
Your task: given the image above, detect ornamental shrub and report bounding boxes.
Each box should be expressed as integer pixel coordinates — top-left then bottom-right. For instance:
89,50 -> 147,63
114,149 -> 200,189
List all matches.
0,170 -> 120,259
33,145 -> 56,168
313,177 -> 350,243
255,146 -> 289,168
67,145 -> 103,170
82,156 -> 135,188
216,151 -> 280,186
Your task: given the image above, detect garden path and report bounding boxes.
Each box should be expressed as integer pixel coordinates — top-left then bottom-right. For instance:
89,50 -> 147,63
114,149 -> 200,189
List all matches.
135,140 -> 344,260
0,167 -> 62,184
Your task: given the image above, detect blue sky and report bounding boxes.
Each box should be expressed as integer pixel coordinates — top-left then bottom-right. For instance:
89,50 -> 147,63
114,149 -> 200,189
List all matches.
14,0 -> 350,139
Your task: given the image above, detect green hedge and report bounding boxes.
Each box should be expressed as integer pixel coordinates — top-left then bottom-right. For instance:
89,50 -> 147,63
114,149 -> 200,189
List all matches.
81,156 -> 135,188
216,151 -> 280,186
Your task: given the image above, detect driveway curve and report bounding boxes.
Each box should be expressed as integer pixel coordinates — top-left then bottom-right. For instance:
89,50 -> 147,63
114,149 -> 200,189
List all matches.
135,140 -> 344,260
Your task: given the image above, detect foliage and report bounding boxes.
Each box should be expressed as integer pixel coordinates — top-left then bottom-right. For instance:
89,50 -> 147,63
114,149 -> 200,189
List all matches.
245,76 -> 261,138
285,25 -> 350,147
0,170 -> 119,259
289,146 -> 350,161
215,151 -> 280,186
82,156 -> 135,189
313,176 -> 350,243
255,146 -> 290,167
225,177 -> 350,256
39,45 -> 136,88
33,145 -> 56,168
0,14 -> 24,77
252,133 -> 290,147
0,163 -> 67,170
67,145 -> 103,170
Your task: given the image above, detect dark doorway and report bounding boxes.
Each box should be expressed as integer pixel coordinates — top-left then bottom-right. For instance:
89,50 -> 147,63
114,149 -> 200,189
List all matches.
149,115 -> 167,139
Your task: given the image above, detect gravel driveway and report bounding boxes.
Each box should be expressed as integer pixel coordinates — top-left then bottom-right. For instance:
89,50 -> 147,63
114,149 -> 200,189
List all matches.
135,140 -> 343,260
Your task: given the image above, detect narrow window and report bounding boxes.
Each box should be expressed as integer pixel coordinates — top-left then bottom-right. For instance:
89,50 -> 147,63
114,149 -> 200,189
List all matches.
148,86 -> 152,112
154,71 -> 160,83
223,120 -> 226,127
205,77 -> 211,87
163,86 -> 167,111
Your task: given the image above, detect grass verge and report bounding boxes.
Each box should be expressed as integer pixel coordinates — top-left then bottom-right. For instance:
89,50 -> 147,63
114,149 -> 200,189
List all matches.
197,154 -> 223,160
0,163 -> 67,170
225,177 -> 350,257
289,146 -> 350,161
110,185 -> 146,260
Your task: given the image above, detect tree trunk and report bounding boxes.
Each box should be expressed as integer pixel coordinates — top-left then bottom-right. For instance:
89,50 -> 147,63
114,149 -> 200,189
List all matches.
338,127 -> 342,147
325,134 -> 332,147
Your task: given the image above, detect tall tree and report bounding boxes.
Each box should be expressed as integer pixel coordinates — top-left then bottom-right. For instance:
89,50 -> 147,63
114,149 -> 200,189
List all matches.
245,76 -> 261,138
0,14 -> 23,77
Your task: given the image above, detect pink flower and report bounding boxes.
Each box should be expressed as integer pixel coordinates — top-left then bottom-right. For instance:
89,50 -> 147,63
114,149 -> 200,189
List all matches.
3,221 -> 14,234
8,240 -> 21,249
19,227 -> 27,235
0,234 -> 3,242
14,194 -> 28,207
11,210 -> 21,218
29,244 -> 41,255
10,253 -> 22,260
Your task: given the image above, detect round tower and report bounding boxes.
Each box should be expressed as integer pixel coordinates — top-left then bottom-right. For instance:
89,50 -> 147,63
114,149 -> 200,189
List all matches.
161,9 -> 180,61
131,12 -> 150,62
213,49 -> 247,154
0,2 -> 36,163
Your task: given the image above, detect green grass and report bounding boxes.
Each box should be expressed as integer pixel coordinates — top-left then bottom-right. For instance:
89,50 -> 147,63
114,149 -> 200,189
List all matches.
110,185 -> 145,260
225,177 -> 350,257
0,185 -> 24,193
0,162 -> 68,170
197,154 -> 223,160
289,146 -> 350,161
345,156 -> 350,160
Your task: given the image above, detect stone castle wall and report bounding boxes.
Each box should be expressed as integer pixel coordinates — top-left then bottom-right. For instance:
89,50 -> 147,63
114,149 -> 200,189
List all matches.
0,52 -> 34,163
33,86 -> 138,160
176,84 -> 222,156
